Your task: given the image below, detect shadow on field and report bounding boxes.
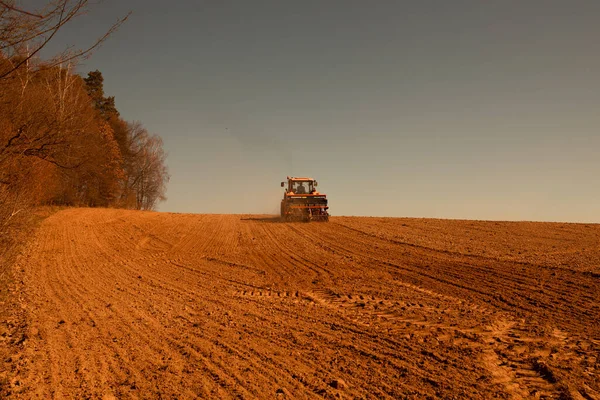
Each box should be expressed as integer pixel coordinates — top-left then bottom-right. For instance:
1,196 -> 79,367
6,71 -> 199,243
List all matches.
240,216 -> 282,223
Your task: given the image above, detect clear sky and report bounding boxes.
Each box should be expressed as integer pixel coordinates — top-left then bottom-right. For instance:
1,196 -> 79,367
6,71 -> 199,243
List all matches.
37,0 -> 600,222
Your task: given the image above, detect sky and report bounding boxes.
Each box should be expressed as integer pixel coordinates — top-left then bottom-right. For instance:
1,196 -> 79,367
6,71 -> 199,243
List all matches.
35,0 -> 600,222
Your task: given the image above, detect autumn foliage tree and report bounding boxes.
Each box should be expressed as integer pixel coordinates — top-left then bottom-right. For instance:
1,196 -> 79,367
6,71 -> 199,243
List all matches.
82,71 -> 170,210
1,1 -> 167,232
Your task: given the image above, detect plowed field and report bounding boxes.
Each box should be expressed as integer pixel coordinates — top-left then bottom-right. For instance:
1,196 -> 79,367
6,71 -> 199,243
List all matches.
4,208 -> 600,399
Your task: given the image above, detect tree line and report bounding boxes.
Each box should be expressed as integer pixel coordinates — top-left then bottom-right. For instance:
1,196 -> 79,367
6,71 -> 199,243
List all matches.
1,1 -> 168,230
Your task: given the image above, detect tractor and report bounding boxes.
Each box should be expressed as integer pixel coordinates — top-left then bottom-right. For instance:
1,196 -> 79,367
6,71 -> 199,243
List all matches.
280,176 -> 329,222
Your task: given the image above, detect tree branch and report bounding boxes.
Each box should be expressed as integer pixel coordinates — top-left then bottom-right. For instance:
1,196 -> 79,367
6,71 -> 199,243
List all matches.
0,1 -> 44,18
0,1 -> 130,80
23,149 -> 85,169
44,12 -> 131,67
0,0 -> 69,79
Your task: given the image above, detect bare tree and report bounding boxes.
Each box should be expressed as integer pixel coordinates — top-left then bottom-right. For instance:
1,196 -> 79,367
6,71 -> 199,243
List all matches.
126,122 -> 169,210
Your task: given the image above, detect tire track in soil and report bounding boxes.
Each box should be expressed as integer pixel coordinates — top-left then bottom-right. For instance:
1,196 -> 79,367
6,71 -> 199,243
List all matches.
298,289 -> 572,399
327,221 -> 600,334
5,209 -> 599,399
252,222 -> 598,399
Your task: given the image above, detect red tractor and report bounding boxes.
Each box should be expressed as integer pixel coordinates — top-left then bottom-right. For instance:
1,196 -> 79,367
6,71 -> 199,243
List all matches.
280,176 -> 329,222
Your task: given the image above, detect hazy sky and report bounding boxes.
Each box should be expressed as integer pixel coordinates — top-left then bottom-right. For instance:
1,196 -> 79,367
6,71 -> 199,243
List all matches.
38,1 -> 600,221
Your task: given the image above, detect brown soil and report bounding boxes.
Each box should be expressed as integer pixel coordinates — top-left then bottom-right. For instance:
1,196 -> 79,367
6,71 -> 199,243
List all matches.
3,209 -> 600,399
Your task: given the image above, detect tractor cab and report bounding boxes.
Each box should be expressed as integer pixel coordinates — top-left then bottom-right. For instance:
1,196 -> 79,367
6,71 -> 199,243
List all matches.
281,177 -> 318,195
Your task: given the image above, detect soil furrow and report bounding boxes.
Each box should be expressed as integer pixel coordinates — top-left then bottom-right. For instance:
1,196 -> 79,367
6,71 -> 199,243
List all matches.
4,209 -> 598,399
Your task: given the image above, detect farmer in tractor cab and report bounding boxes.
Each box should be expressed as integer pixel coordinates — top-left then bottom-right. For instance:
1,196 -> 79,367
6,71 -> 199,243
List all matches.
296,182 -> 306,194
